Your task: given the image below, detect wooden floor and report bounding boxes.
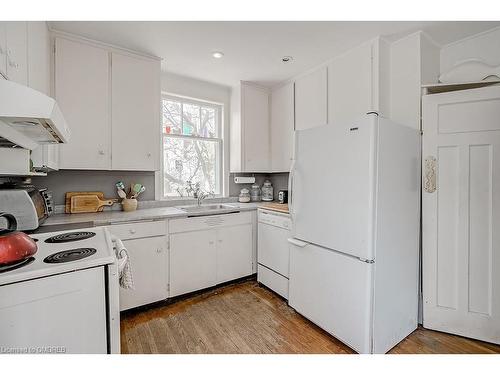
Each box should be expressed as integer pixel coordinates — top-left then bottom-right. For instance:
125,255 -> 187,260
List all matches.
120,280 -> 500,354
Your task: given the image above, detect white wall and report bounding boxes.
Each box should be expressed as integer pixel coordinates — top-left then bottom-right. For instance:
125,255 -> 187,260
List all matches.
440,26 -> 500,74
160,72 -> 231,196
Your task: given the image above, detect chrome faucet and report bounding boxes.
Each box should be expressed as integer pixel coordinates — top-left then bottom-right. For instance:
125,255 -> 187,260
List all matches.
184,181 -> 214,206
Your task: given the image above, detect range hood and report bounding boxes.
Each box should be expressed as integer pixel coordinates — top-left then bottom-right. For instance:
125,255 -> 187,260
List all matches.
0,79 -> 71,150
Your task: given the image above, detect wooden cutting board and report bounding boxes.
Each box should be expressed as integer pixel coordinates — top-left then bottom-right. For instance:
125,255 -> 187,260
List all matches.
65,191 -> 104,213
70,195 -> 117,214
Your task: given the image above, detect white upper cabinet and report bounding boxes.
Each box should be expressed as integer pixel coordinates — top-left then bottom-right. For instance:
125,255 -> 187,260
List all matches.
54,35 -> 161,171
111,52 -> 160,171
29,22 -> 58,171
3,22 -> 28,85
328,38 -> 390,125
56,37 -> 111,170
294,65 -> 327,131
27,22 -> 50,95
230,82 -> 270,172
270,82 -> 294,172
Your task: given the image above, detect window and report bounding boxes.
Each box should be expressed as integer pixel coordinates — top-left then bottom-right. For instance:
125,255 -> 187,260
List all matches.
161,95 -> 223,197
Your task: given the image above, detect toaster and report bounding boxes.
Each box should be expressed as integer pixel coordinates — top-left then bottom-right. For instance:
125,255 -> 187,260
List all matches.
278,190 -> 288,204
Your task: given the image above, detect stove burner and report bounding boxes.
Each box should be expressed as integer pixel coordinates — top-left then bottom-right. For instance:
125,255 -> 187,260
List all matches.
43,248 -> 97,264
0,257 -> 35,273
44,231 -> 96,244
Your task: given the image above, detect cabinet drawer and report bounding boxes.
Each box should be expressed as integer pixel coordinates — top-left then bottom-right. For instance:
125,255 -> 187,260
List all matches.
107,220 -> 166,240
169,211 -> 252,233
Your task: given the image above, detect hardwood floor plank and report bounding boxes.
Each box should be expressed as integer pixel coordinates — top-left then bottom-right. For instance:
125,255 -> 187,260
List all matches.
120,280 -> 500,354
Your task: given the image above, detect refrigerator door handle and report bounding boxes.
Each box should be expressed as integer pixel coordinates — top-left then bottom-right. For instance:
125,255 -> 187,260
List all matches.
287,238 -> 308,248
288,158 -> 296,221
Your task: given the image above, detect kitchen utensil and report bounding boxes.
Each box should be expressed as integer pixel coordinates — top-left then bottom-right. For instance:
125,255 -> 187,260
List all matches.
65,191 -> 104,213
121,198 -> 138,212
131,186 -> 145,199
0,212 -> 37,265
117,189 -> 127,199
70,195 -> 117,213
115,181 -> 125,190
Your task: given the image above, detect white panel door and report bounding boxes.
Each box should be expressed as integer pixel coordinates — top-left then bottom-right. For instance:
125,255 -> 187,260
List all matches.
292,114 -> 377,260
289,239 -> 373,353
5,22 -> 28,85
271,82 -> 294,172
294,66 -> 327,130
0,22 -> 8,77
118,236 -> 168,311
169,229 -> 217,297
328,41 -> 373,126
55,37 -> 111,169
216,224 -> 253,283
111,52 -> 160,171
242,83 -> 270,172
422,86 -> 500,344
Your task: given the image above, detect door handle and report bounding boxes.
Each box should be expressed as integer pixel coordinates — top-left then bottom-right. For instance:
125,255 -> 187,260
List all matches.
424,156 -> 437,193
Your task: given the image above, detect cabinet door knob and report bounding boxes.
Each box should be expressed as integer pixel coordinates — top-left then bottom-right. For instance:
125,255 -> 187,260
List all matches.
98,150 -> 105,155
147,152 -> 152,158
156,248 -> 162,253
129,229 -> 136,234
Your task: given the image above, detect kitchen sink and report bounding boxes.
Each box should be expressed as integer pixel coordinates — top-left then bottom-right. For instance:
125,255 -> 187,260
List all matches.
177,204 -> 240,216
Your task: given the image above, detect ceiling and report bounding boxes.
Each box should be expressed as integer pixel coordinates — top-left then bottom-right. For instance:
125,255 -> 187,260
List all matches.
50,21 -> 500,88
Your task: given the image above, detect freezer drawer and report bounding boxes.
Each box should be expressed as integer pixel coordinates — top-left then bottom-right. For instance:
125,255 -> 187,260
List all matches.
258,264 -> 289,299
288,239 -> 373,353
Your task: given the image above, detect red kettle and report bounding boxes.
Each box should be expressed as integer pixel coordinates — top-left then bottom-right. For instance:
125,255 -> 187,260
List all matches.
0,212 -> 38,265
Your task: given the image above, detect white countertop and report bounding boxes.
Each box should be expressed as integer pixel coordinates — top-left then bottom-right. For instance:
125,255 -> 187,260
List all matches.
42,202 -> 263,228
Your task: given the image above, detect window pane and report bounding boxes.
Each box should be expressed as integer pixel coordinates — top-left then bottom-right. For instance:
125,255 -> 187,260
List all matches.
163,137 -> 220,196
182,103 -> 200,136
162,100 -> 181,134
201,107 -> 217,138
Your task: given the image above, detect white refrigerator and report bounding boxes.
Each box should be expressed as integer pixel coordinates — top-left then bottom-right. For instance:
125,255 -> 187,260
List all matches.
288,113 -> 420,353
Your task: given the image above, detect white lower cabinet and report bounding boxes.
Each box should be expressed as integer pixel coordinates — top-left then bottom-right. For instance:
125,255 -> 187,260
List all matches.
169,212 -> 255,298
169,229 -> 217,297
106,221 -> 168,311
118,236 -> 168,311
216,224 -> 253,284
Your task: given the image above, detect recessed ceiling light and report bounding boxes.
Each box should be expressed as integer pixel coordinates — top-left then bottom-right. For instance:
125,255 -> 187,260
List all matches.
212,51 -> 224,59
282,56 -> 293,63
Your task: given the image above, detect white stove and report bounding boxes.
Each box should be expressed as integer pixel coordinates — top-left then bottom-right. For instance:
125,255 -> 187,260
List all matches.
0,227 -> 120,354
0,227 -> 115,286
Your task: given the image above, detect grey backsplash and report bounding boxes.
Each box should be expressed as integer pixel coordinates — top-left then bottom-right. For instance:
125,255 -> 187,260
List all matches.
1,170 -> 289,206
229,172 -> 289,201
30,170 -> 156,205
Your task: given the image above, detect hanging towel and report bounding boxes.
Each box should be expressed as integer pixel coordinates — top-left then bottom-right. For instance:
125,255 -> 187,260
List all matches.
111,234 -> 134,290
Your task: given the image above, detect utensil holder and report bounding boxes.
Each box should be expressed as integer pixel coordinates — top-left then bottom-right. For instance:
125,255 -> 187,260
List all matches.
121,198 -> 138,212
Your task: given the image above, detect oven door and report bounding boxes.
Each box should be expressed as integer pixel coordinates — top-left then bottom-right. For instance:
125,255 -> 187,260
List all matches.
0,267 -> 108,354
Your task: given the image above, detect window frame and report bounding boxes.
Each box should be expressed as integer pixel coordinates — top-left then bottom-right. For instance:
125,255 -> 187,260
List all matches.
160,93 -> 224,199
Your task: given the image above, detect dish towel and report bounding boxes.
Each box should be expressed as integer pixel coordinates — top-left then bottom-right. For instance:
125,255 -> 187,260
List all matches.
111,234 -> 134,290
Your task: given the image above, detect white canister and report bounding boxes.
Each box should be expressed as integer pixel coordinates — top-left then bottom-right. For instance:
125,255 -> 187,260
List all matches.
261,180 -> 273,201
238,188 -> 251,203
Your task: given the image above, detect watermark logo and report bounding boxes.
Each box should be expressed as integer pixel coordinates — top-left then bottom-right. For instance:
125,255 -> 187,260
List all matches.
0,346 -> 67,354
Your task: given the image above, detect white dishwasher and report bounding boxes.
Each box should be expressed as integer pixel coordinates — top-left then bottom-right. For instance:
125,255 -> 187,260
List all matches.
257,209 -> 291,299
